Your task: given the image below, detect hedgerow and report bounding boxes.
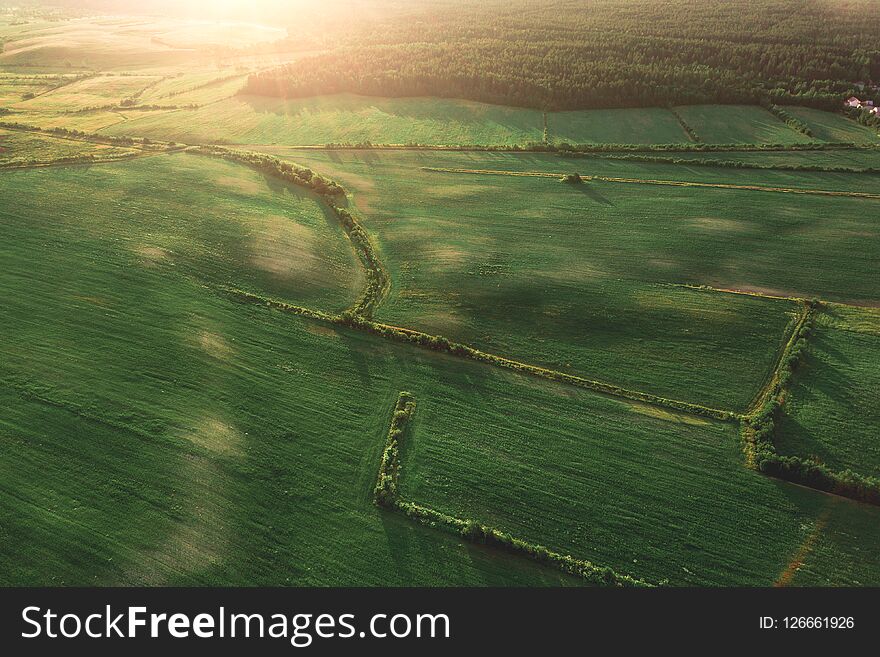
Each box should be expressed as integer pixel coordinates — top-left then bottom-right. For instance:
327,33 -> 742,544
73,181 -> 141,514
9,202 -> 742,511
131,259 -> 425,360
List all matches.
372,391 -> 416,507
371,392 -> 650,586
668,106 -> 702,143
192,145 -> 389,318
744,301 -> 880,505
766,104 -> 814,137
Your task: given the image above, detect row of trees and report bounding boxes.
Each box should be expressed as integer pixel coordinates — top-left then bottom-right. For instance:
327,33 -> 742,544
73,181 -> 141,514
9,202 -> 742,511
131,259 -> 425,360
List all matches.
747,302 -> 880,506
243,0 -> 880,111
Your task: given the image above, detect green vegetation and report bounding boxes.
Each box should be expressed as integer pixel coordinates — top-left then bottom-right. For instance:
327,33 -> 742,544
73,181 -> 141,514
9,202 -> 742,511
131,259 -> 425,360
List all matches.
101,94 -> 546,146
547,108 -> 690,145
0,153 -> 363,312
2,2 -> 880,588
396,367 -> 880,586
276,149 -> 833,412
784,106 -> 880,145
776,306 -> 880,479
0,126 -> 139,166
247,0 -> 880,110
672,105 -> 814,145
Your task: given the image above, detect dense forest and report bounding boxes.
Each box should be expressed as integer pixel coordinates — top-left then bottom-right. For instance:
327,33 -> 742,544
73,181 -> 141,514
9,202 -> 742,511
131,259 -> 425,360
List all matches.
244,0 -> 880,110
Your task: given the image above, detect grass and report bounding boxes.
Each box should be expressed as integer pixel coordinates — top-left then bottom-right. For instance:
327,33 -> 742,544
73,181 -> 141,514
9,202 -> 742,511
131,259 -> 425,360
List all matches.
1,129 -> 878,587
673,105 -> 815,144
0,152 -> 363,312
0,153 -> 589,586
396,369 -> 880,585
775,305 -> 880,478
635,148 -> 880,170
785,106 -> 880,144
13,75 -> 161,110
0,127 -> 139,165
268,149 -> 835,412
548,107 -> 691,144
100,93 -> 547,146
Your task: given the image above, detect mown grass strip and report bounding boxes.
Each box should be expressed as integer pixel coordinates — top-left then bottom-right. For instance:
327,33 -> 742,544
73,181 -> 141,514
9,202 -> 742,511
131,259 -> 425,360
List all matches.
421,166 -> 880,200
372,392 -> 651,587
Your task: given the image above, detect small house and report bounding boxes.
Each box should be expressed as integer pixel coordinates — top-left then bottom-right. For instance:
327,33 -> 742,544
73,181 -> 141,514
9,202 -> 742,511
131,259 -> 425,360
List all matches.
845,96 -> 862,108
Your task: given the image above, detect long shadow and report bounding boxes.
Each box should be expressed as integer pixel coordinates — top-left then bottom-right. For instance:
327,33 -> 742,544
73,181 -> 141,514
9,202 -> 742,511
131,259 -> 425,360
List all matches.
575,181 -> 614,206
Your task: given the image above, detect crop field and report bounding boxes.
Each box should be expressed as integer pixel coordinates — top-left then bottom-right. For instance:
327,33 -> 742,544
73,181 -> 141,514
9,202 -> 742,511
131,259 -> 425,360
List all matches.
547,107 -> 691,144
397,378 -> 880,585
0,127 -> 139,166
785,106 -> 880,144
2,6 -> 879,591
13,74 -> 161,110
775,305 -> 880,478
673,105 -> 815,144
99,94 -> 548,146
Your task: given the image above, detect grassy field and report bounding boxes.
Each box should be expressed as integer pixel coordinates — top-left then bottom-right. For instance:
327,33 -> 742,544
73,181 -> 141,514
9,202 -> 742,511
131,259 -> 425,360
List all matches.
265,149 -> 856,412
785,106 -> 880,144
100,94 -> 547,146
674,104 -> 815,144
0,127 -> 139,166
13,74 -> 161,110
548,107 -> 691,144
285,146 -> 880,299
0,153 -> 363,312
0,265 -> 582,586
775,305 -> 880,478
640,149 -> 880,169
397,372 -> 880,585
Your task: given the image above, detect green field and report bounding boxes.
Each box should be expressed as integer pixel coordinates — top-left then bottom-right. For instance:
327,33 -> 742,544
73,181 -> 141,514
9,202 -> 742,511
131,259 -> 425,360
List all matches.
0,127 -> 138,165
398,376 -> 880,585
637,148 -> 880,170
100,94 -> 547,146
13,74 -> 161,110
775,305 -> 880,478
0,153 -> 363,312
674,104 -> 815,144
785,106 -> 880,144
279,150 -> 880,396
2,9 -> 880,590
548,107 -> 691,144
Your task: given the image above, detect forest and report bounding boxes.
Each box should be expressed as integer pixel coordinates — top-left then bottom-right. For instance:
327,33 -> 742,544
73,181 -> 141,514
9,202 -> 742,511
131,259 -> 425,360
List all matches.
245,0 -> 880,110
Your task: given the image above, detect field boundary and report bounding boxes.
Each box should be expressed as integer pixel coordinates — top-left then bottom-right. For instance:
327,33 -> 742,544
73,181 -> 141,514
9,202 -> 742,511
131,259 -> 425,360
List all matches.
189,145 -> 390,318
217,285 -> 739,422
371,392 -> 652,587
578,152 -> 880,175
420,166 -> 880,200
740,303 -> 880,505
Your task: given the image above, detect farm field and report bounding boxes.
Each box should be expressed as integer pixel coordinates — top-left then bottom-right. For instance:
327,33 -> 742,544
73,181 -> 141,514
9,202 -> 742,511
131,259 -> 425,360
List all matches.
0,127 -> 139,166
0,153 -> 363,312
785,106 -> 880,144
3,152 -> 877,585
548,107 -> 691,144
638,148 -> 880,170
12,74 -> 161,110
280,152 -> 878,402
397,377 -> 880,585
2,3 -> 880,592
100,94 -> 547,146
674,104 -> 815,144
775,305 -> 880,478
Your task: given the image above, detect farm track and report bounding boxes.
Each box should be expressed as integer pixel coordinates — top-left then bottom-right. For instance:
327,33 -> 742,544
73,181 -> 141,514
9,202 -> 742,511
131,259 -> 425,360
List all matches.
420,166 -> 880,200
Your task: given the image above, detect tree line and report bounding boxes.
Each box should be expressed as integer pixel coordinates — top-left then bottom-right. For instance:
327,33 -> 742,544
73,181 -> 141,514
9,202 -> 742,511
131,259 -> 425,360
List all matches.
243,0 -> 880,111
